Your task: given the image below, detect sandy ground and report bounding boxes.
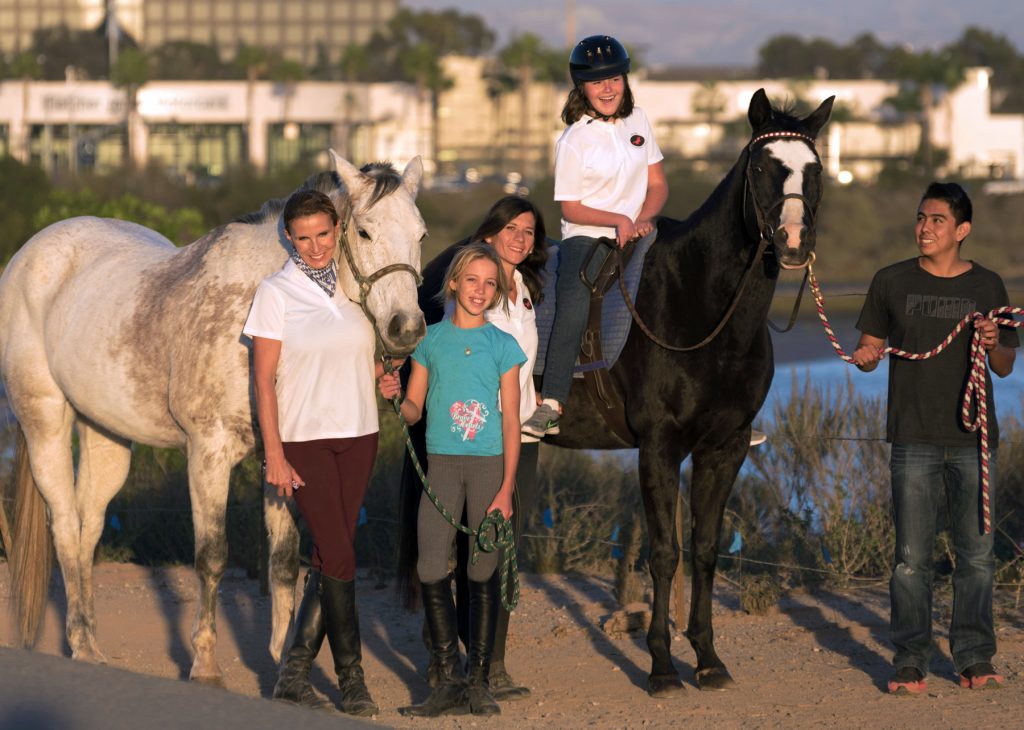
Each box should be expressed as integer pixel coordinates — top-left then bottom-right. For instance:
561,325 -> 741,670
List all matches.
1,562 -> 1022,729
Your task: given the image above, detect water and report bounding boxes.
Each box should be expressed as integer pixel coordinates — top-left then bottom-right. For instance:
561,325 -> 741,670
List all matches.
768,312 -> 1024,425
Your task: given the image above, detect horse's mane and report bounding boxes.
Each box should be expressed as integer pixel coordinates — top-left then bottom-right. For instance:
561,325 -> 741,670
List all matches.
233,161 -> 403,226
358,161 -> 404,209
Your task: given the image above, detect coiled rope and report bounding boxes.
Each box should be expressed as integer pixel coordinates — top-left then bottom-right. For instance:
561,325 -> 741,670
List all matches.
381,358 -> 519,612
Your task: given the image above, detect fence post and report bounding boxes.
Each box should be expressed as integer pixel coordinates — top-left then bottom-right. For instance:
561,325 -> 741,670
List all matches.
615,511 -> 644,605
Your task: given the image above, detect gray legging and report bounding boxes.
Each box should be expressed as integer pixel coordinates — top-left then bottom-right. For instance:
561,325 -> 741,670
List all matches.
417,453 -> 505,584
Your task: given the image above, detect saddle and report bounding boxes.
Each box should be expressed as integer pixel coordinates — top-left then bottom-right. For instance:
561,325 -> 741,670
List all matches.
577,237 -> 640,445
534,231 -> 657,446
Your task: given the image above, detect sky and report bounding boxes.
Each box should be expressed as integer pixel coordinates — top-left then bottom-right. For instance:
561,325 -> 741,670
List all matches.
403,0 -> 1024,69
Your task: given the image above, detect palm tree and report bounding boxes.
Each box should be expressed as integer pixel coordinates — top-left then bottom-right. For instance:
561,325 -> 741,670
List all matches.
111,46 -> 150,169
885,48 -> 964,175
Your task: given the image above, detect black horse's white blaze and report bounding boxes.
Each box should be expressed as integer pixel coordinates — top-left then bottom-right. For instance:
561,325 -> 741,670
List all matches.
765,139 -> 819,249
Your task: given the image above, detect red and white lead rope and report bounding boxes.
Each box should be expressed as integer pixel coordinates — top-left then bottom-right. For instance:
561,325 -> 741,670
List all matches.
807,266 -> 1024,535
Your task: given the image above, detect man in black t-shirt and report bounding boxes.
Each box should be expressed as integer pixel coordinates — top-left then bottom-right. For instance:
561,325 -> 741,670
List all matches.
853,182 -> 1018,695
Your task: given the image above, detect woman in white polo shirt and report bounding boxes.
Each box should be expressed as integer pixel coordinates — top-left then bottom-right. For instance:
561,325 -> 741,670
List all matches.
243,190 -> 380,717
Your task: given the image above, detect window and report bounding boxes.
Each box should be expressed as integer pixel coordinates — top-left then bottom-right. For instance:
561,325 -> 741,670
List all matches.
166,2 -> 187,22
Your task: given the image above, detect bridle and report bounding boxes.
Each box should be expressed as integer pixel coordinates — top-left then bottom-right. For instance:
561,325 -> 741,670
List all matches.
744,130 -> 819,266
333,204 -> 422,358
617,129 -> 821,351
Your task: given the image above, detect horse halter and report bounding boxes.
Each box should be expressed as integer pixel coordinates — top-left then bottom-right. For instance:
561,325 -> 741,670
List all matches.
744,130 -> 820,269
334,206 -> 422,356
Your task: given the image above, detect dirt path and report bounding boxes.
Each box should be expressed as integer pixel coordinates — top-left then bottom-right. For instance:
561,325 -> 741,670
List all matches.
2,562 -> 1021,728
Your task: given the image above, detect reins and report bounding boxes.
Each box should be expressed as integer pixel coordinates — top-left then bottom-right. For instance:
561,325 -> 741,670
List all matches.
337,205 -> 520,612
615,131 -> 820,352
807,264 -> 1024,535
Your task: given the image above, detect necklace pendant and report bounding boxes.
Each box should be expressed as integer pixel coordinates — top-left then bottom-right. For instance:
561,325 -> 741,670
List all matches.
465,347 -> 472,356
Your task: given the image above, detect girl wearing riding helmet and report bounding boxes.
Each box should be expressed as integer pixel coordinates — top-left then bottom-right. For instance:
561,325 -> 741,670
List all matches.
522,34 -> 667,439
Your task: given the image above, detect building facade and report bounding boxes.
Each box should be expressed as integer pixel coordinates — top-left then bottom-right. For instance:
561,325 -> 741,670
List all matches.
0,78 -> 429,178
0,0 -> 397,66
0,63 -> 1019,187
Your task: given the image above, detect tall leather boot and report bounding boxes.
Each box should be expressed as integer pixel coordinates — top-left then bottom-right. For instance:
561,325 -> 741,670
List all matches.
489,600 -> 531,701
466,574 -> 501,716
271,570 -> 333,711
401,579 -> 469,717
320,575 -> 379,717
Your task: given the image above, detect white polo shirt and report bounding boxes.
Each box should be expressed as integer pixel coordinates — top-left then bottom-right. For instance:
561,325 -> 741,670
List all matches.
243,260 -> 378,443
444,268 -> 539,435
554,106 -> 663,240
486,269 -> 538,426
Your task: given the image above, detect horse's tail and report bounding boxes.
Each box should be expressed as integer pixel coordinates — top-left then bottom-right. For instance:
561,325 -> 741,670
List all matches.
395,417 -> 427,611
10,425 -> 53,648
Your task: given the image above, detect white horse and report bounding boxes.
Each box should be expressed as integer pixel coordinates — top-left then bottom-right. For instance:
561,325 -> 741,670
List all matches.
0,151 -> 427,684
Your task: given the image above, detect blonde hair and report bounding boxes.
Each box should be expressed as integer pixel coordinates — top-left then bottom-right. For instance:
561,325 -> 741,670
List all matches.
437,243 -> 510,314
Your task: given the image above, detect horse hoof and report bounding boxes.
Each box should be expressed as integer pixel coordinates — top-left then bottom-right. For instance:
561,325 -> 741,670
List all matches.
71,646 -> 108,665
696,667 -> 736,691
647,674 -> 686,698
190,673 -> 226,689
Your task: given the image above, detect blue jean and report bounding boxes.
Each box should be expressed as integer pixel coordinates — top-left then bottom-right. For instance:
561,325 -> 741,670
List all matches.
541,235 -> 610,404
889,443 -> 996,675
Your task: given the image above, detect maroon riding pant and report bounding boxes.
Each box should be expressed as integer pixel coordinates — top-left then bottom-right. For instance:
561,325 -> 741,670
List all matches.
283,432 -> 379,581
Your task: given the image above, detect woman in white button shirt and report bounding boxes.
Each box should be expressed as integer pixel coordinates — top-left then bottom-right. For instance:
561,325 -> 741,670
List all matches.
244,190 -> 382,717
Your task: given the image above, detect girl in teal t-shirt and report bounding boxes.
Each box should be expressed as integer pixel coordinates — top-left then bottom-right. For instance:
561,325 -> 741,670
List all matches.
378,243 -> 525,717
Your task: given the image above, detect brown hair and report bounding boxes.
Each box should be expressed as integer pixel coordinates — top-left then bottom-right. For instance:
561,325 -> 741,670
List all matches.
470,196 -> 549,305
282,189 -> 339,234
560,74 -> 636,125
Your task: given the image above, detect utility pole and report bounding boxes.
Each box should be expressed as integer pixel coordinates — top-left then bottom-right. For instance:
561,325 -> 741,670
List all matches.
107,0 -> 120,74
565,0 -> 576,50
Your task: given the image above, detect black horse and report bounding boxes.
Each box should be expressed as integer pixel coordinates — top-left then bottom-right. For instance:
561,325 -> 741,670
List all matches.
399,89 -> 833,697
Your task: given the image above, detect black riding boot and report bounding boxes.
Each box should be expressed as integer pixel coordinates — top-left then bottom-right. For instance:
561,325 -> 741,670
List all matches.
320,575 -> 379,717
489,600 -> 531,701
402,579 -> 468,717
466,574 -> 501,716
271,570 -> 333,711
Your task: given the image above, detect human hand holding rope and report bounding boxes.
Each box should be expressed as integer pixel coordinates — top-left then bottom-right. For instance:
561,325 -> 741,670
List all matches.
808,266 -> 1022,535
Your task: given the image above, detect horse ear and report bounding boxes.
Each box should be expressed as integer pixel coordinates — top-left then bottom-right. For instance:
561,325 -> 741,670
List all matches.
747,89 -> 774,130
803,96 -> 835,138
402,156 -> 424,198
329,148 -> 364,194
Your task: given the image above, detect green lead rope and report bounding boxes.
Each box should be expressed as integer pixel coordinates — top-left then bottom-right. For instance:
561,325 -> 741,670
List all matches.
383,358 -> 520,612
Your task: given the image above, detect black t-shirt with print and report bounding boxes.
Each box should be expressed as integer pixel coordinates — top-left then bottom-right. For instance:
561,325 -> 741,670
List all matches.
857,258 -> 1019,447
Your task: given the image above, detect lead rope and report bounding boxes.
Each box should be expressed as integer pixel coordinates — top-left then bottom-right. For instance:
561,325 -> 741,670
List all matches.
379,356 -> 519,612
807,265 -> 1024,534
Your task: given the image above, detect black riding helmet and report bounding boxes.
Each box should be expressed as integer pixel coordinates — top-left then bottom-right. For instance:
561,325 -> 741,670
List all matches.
569,35 -> 630,85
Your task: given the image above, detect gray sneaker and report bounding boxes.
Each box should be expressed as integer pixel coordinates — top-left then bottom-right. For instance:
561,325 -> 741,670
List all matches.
522,403 -> 560,438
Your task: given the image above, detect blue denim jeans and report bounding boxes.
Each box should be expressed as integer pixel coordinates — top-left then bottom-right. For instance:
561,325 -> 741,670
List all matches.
889,443 -> 996,675
540,235 -> 609,404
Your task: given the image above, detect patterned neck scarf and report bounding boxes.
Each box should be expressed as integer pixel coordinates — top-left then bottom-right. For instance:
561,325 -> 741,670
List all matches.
290,250 -> 338,298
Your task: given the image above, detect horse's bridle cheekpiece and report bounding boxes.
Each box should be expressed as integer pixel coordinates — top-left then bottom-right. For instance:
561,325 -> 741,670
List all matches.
335,206 -> 422,358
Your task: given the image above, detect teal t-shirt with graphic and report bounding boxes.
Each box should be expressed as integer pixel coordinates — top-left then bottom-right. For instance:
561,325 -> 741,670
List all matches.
412,319 -> 526,456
